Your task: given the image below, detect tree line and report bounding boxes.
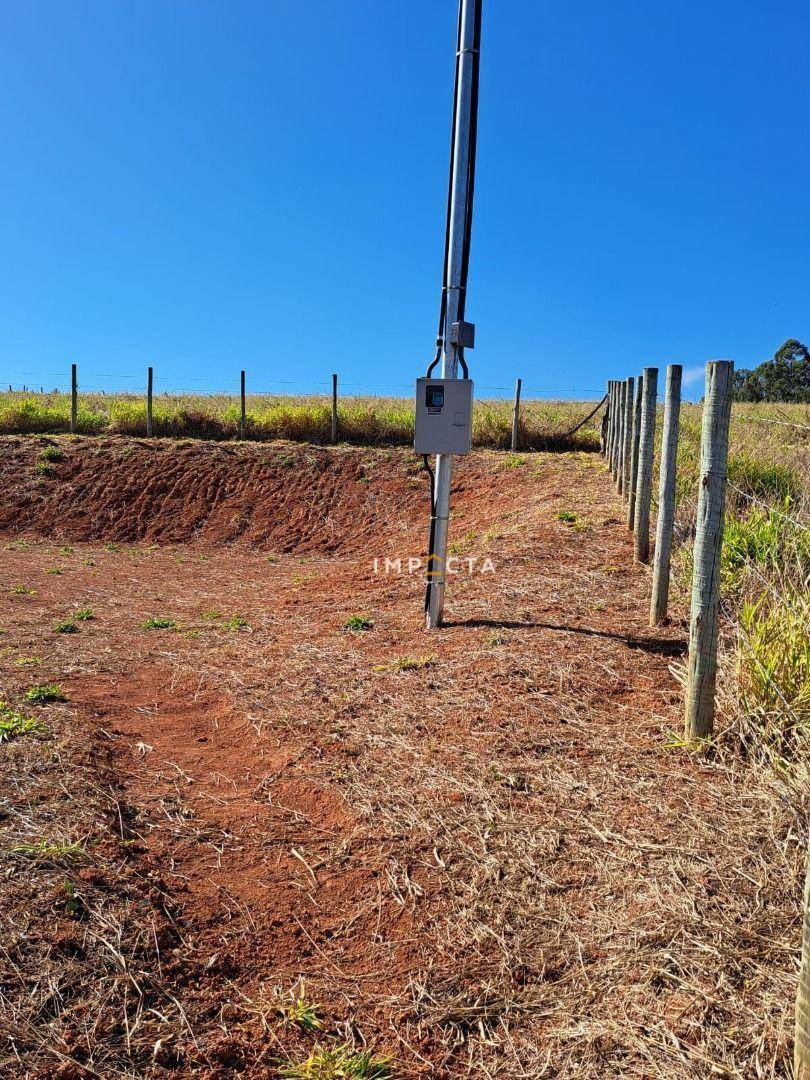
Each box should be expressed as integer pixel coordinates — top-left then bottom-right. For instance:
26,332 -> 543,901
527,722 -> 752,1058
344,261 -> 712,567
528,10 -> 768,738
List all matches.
733,339 -> 810,402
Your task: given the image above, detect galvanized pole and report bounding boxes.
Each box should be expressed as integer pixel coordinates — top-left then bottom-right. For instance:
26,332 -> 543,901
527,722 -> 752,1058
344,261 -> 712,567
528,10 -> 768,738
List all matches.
511,378 -> 521,452
622,376 -> 634,498
70,363 -> 77,434
240,370 -> 246,440
650,364 -> 682,625
426,0 -> 481,629
331,373 -> 338,445
633,367 -> 658,562
684,360 -> 733,740
627,374 -> 643,530
146,366 -> 154,437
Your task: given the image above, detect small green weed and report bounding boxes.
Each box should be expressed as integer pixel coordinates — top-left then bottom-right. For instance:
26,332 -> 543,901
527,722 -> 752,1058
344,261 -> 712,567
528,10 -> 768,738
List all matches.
390,654 -> 435,672
142,617 -> 177,631
200,610 -> 223,620
0,703 -> 41,742
58,546 -> 74,556
555,510 -> 578,523
63,879 -> 86,919
15,656 -> 42,667
280,1046 -> 391,1079
53,620 -> 78,634
74,607 -> 95,621
45,568 -> 62,575
223,614 -> 249,631
344,615 -> 374,632
279,983 -> 322,1032
25,683 -> 67,703
500,454 -> 526,469
10,839 -> 86,863
39,445 -> 63,463
10,585 -> 32,595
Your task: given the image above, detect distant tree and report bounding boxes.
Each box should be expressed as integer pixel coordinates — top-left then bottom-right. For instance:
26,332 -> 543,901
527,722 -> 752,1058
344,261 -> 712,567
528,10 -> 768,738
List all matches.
733,339 -> 810,402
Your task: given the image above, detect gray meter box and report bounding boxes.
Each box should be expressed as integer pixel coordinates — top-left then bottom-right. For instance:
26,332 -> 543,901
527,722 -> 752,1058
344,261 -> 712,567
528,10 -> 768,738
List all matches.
414,378 -> 474,455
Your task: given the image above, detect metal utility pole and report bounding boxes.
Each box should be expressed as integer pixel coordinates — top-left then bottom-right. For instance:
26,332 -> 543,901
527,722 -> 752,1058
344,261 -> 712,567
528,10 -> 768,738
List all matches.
425,0 -> 483,630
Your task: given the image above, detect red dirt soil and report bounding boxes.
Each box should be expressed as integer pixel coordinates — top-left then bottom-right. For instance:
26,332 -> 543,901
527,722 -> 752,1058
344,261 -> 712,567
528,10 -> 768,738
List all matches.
0,436 -> 797,1079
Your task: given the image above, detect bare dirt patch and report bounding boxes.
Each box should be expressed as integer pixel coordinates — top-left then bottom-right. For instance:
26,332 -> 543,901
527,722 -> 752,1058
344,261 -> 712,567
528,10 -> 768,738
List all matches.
0,437 -> 800,1078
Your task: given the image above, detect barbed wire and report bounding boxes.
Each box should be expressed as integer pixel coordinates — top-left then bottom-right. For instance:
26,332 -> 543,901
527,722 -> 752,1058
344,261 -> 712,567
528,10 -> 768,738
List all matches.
726,483 -> 809,531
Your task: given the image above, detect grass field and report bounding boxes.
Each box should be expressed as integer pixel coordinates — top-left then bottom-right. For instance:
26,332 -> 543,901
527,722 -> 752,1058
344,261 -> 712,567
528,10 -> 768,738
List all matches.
0,390 -> 602,450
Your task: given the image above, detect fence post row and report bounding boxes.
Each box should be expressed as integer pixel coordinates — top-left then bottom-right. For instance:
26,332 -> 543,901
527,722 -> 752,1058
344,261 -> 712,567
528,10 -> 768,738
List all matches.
683,360 -> 733,740
146,366 -> 154,437
511,377 -> 522,452
240,370 -> 247,440
633,367 -> 658,563
331,373 -> 338,445
606,382 -> 613,461
70,363 -> 78,434
649,364 -> 682,625
622,376 -> 634,498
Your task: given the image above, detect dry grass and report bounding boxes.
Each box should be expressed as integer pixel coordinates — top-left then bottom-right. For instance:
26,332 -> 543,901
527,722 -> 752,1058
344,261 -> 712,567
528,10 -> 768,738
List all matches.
0,430 -> 806,1078
0,390 -> 602,451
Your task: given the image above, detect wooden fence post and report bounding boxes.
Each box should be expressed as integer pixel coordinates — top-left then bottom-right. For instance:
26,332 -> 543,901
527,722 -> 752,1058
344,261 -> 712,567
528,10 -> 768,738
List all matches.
622,376 -> 634,499
146,366 -> 153,437
331,373 -> 338,445
633,367 -> 658,562
511,378 -> 522,452
797,839 -> 810,1080
611,382 -> 622,483
606,382 -> 615,463
650,364 -> 682,625
70,364 -> 77,434
627,374 -> 643,530
683,360 -> 733,740
615,380 -> 626,490
240,370 -> 246,440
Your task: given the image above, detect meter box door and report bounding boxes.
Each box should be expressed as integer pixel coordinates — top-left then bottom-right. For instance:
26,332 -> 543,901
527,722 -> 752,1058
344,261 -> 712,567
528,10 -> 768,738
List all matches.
414,378 -> 474,455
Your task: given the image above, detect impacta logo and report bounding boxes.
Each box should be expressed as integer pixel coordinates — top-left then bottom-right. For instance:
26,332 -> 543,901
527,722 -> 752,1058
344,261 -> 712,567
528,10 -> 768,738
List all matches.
372,554 -> 496,577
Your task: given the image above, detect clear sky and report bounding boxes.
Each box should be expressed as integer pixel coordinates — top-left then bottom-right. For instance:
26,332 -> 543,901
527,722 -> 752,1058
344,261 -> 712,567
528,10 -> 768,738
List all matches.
1,1 -> 808,400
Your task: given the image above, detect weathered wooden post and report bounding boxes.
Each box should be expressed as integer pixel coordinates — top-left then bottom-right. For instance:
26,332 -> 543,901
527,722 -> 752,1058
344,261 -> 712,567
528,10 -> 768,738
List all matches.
607,381 -> 616,464
70,363 -> 77,434
797,839 -> 810,1080
146,366 -> 154,437
627,374 -> 643,530
684,360 -> 733,740
331,373 -> 338,445
615,380 -> 626,490
622,376 -> 634,498
600,383 -> 610,454
240,370 -> 247,440
611,382 -> 622,484
633,367 -> 658,562
511,378 -> 522,452
650,364 -> 682,625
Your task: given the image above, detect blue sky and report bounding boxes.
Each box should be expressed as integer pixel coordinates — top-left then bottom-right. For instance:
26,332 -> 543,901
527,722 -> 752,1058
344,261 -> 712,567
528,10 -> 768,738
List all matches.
1,1 -> 808,400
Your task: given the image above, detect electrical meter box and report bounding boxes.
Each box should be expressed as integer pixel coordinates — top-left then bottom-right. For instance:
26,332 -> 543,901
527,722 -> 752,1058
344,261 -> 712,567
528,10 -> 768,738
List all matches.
414,378 -> 474,455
